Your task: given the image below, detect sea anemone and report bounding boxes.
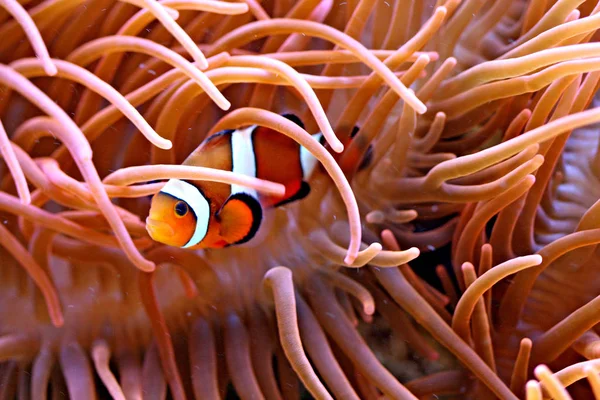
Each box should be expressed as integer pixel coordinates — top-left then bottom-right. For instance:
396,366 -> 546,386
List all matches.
3,0 -> 600,399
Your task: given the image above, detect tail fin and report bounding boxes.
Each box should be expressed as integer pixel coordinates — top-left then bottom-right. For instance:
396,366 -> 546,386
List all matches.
338,126 -> 373,176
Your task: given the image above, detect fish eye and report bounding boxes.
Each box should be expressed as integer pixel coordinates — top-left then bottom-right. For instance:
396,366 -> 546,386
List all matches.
174,201 -> 188,217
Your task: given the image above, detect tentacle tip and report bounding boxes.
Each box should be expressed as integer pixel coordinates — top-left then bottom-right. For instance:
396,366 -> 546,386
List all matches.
365,242 -> 383,253
364,305 -> 375,316
158,140 -> 173,150
532,254 -> 543,265
43,62 -> 58,76
525,174 -> 536,185
343,254 -> 357,265
264,266 -> 291,281
197,59 -> 209,70
436,6 -> 448,15
52,314 -> 65,328
415,102 -> 427,114
461,261 -> 474,271
419,54 -> 431,64
534,364 -> 549,376
137,260 -> 156,273
381,228 -> 394,240
428,52 -> 440,61
272,184 -> 287,196
407,247 -> 420,259
365,212 -> 380,224
526,380 -> 540,390
331,141 -> 344,153
219,100 -> 232,111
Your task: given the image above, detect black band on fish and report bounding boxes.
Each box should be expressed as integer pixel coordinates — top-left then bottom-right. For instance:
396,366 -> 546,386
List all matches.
281,113 -> 305,129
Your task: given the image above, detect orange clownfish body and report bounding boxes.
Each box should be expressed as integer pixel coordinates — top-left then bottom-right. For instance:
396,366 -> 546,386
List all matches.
145,114 -> 373,250
146,114 -> 324,249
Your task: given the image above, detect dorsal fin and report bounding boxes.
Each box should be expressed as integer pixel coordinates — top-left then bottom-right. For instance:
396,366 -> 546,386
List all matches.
205,128 -> 235,143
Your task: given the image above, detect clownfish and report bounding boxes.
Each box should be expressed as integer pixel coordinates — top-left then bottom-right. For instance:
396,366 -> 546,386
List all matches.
145,114 -> 372,250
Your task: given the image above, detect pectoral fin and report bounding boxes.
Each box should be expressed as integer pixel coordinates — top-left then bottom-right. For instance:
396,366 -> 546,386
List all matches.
218,193 -> 263,245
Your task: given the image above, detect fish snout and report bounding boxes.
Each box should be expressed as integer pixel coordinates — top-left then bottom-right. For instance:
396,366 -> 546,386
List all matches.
145,217 -> 175,242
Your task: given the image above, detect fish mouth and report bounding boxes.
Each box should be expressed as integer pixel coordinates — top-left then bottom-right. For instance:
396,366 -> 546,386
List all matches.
145,217 -> 175,243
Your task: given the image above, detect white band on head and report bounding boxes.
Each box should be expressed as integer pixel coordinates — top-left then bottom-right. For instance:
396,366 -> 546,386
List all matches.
300,132 -> 322,179
160,179 -> 210,248
230,125 -> 259,198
